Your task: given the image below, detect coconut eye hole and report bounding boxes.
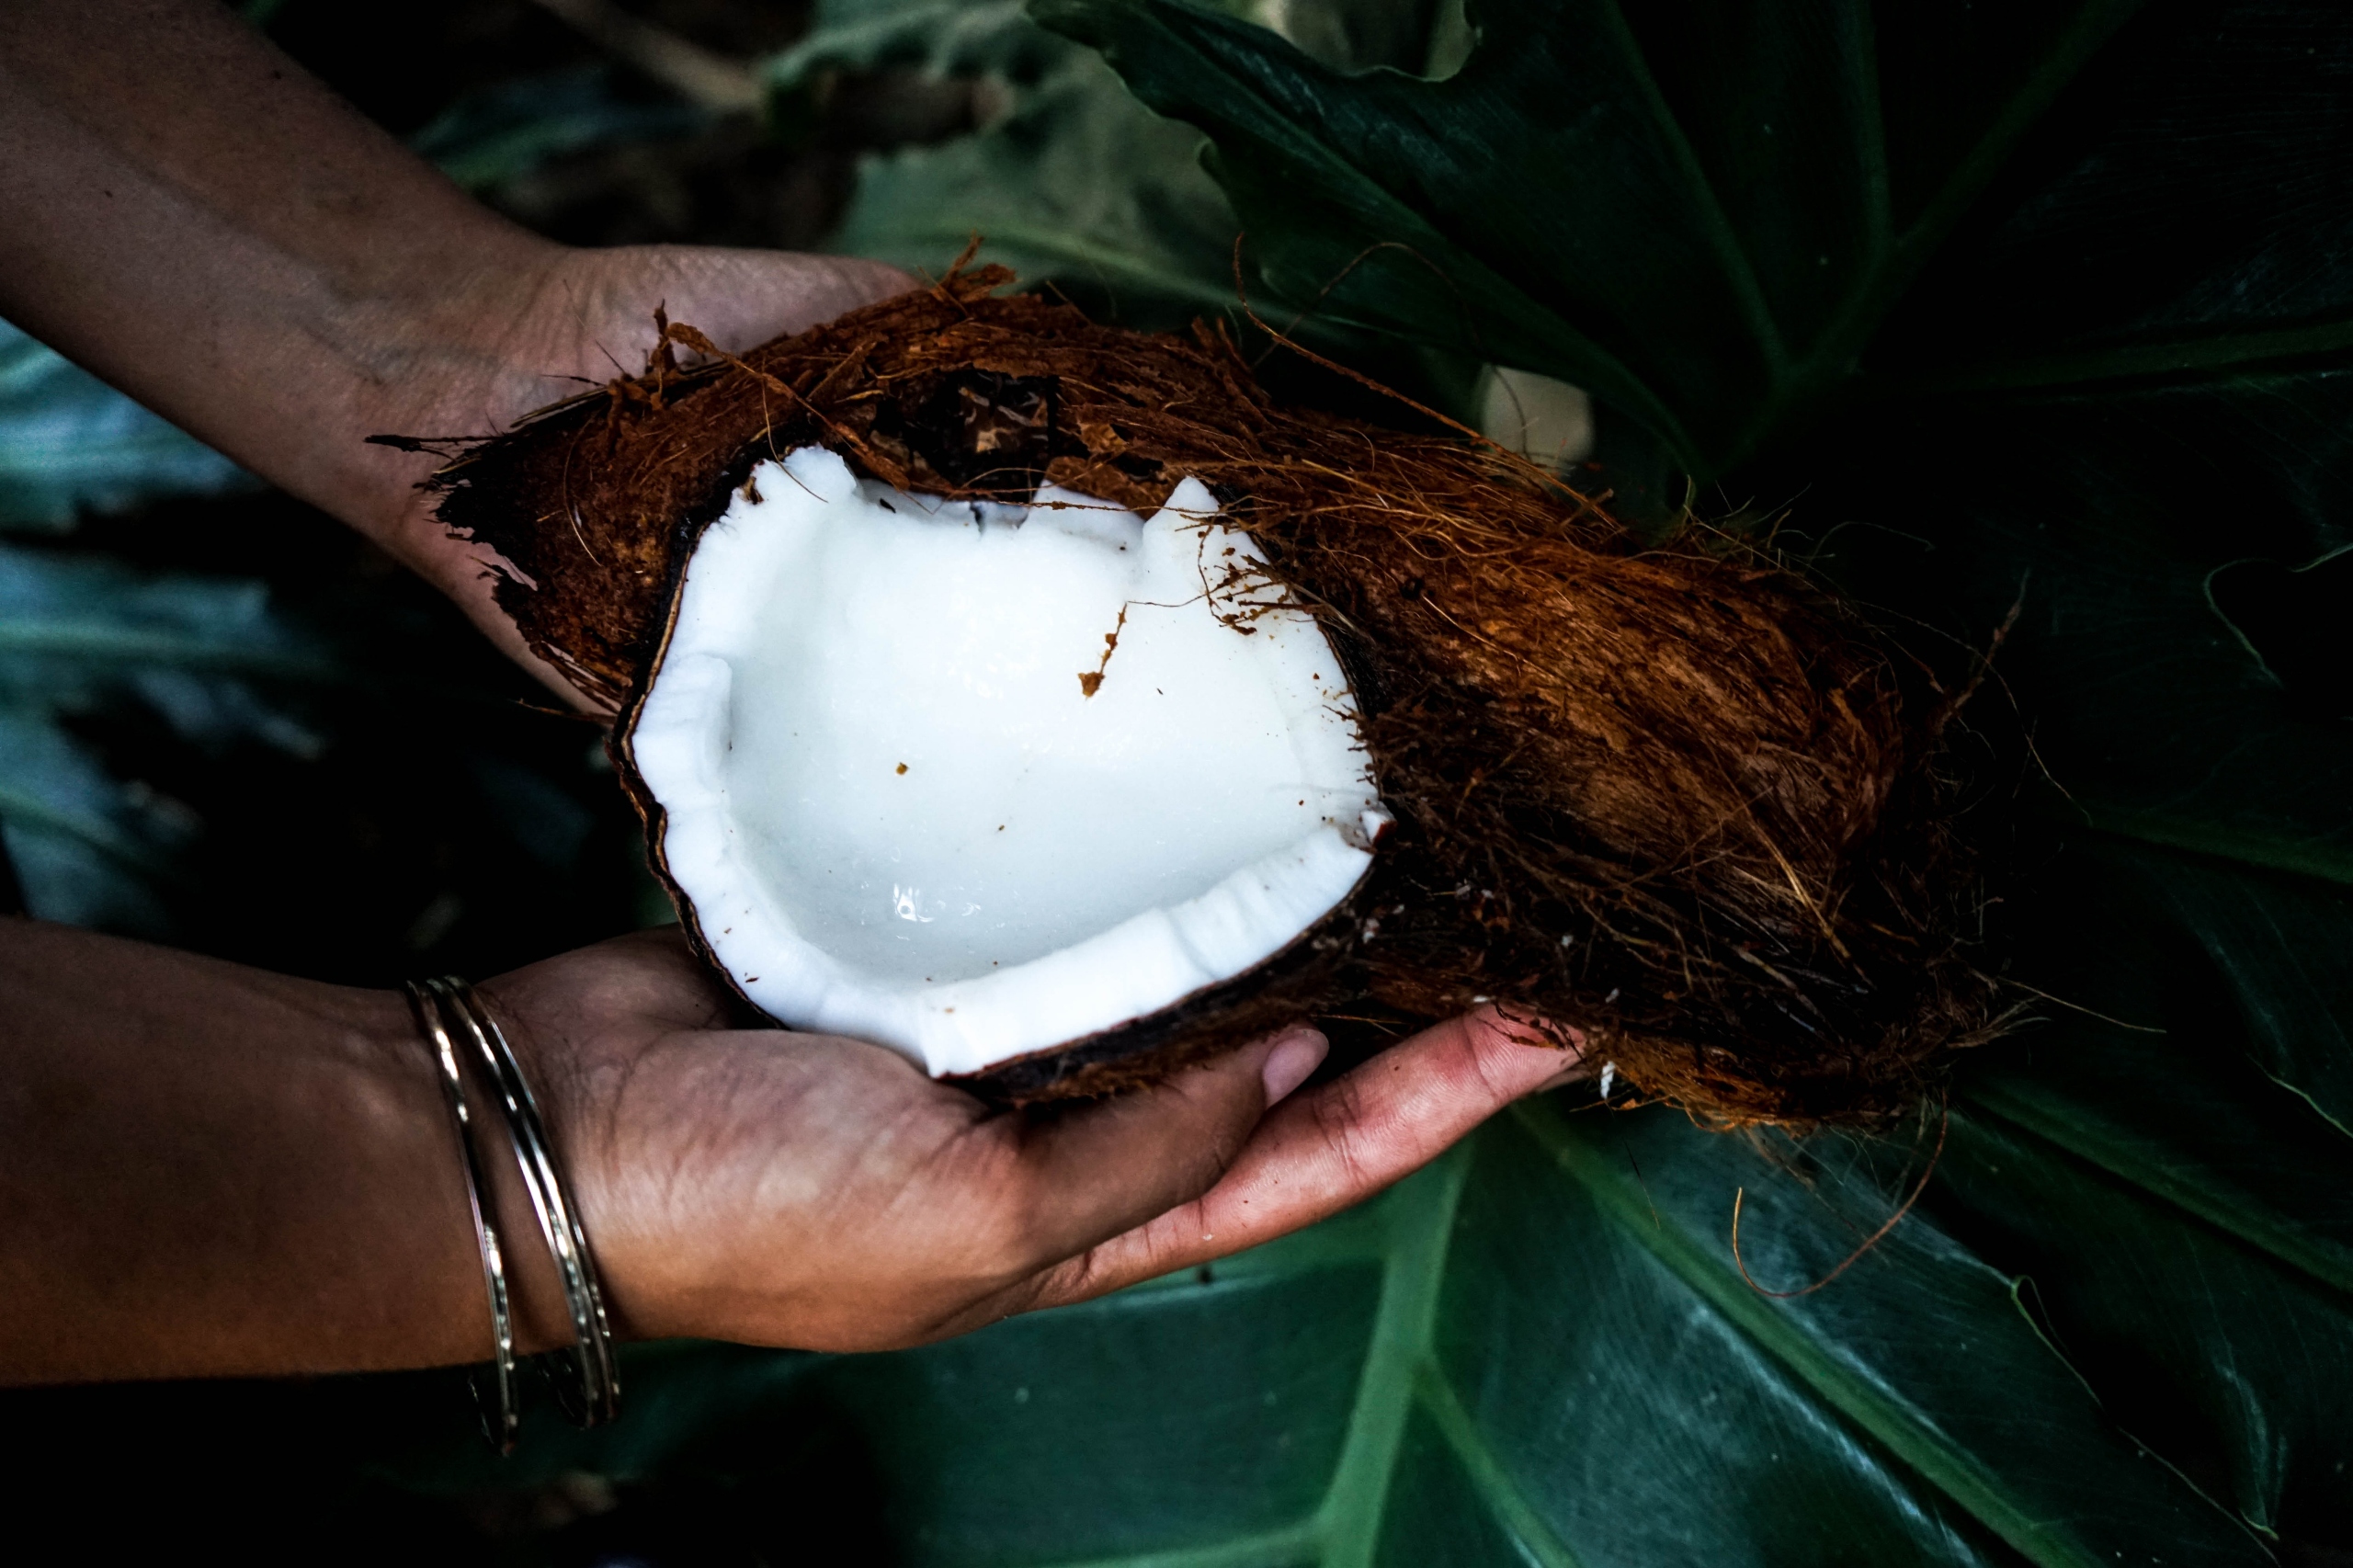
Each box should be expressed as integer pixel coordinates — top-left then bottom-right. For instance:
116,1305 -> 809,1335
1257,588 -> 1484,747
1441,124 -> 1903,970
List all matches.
625,447 -> 1384,1080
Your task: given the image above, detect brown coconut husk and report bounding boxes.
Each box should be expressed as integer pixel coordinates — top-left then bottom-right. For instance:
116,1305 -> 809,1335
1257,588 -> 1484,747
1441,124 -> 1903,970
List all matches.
391,261 -> 2005,1128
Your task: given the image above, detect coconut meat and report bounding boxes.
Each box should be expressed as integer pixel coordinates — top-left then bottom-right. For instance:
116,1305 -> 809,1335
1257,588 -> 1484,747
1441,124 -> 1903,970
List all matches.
628,447 -> 1384,1078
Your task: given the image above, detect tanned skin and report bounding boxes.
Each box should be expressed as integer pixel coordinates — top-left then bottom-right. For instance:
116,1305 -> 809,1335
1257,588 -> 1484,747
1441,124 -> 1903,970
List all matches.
0,0 -> 1582,1382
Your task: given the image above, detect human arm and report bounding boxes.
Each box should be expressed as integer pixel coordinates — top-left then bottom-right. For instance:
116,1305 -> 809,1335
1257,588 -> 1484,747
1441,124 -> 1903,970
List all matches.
0,917 -> 1576,1381
0,0 -> 909,691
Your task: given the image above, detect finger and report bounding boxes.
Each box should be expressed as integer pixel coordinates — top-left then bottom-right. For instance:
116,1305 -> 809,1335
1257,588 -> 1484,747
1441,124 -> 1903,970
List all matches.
1032,1010 -> 1581,1306
1001,1026 -> 1330,1271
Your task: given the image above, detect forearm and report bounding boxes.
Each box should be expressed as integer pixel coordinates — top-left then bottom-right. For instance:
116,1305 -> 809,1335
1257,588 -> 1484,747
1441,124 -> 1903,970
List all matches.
0,919 -> 565,1381
0,0 -> 550,543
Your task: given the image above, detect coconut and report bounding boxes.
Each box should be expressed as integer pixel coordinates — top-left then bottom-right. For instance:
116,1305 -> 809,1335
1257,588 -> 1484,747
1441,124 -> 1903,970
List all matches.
396,261 -> 2002,1126
628,452 -> 1387,1086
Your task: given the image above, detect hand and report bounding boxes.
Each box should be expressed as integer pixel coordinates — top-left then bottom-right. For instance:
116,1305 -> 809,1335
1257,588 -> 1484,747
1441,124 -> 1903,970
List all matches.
482,928 -> 1584,1352
362,244 -> 916,694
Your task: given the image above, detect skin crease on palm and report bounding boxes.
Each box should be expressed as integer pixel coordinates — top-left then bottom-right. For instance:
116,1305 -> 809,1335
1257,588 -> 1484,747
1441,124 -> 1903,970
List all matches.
0,0 -> 1587,1384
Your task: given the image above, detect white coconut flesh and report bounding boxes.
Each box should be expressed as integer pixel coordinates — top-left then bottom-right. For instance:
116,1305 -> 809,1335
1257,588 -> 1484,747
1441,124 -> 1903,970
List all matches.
628,446 -> 1387,1078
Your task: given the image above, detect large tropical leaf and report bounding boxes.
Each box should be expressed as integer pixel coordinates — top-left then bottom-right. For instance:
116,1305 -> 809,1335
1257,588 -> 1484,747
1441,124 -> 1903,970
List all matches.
769,0 -> 1449,335
777,0 -> 1241,324
1001,0 -> 2353,1555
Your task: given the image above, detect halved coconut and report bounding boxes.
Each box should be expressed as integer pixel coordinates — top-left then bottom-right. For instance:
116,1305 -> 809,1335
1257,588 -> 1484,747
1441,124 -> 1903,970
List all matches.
624,447 -> 1387,1082
408,263 -> 2003,1125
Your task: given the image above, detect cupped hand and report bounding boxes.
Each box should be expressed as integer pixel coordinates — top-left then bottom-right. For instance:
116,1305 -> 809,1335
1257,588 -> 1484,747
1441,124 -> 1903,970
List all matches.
479,928 -> 1583,1354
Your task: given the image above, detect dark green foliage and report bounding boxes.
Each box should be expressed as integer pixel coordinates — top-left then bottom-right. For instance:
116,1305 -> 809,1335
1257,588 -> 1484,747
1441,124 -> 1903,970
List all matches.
4,1 -> 2351,1562
0,324 -> 251,531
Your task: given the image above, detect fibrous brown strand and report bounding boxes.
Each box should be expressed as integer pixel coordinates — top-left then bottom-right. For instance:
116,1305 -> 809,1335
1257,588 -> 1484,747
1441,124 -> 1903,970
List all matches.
400,261 -> 2005,1128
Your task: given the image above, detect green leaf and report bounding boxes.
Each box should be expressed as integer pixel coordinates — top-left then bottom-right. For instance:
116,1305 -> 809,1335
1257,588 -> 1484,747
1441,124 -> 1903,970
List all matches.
1817,368 -> 2353,888
0,321 -> 250,531
1483,1103 -> 2256,1568
1036,0 -> 1743,461
1024,0 -> 2261,480
1962,846 -> 2353,1298
408,64 -> 712,192
768,0 -> 1245,329
0,543 -> 332,932
0,703 -> 179,930
1931,1108 -> 2353,1542
0,314 -> 322,926
835,51 -> 1247,324
776,0 -> 1457,338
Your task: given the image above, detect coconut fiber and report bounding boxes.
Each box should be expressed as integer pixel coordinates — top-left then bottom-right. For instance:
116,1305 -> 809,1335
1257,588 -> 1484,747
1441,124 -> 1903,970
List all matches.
392,261 -> 2005,1128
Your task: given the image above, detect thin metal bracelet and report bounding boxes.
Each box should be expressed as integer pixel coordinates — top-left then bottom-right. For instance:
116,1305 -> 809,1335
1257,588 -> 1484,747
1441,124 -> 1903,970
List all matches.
403,981 -> 520,1456
425,976 -> 622,1428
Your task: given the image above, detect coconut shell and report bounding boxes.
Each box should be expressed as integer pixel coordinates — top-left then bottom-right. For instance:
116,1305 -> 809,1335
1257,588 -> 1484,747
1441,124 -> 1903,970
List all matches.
393,262 -> 2004,1127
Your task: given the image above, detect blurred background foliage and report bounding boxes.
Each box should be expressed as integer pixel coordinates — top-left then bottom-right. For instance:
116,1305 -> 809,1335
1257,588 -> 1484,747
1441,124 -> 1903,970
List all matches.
5,2 -> 2352,1566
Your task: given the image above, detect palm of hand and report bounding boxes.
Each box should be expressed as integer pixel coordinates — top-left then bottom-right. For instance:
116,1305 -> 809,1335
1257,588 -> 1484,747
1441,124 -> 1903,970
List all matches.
481,929 -> 1578,1353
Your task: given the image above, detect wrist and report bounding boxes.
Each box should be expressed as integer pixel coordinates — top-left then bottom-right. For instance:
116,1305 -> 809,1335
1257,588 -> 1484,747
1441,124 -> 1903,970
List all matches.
335,237 -> 568,547
332,241 -> 614,696
465,951 -> 723,1349
444,971 -> 654,1358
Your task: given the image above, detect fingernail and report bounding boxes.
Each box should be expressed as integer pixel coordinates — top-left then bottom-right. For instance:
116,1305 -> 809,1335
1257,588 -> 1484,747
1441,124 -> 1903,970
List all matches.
1260,1028 -> 1329,1106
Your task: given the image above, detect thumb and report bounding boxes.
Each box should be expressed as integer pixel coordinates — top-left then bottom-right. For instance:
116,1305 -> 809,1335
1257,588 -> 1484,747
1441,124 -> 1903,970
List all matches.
1003,1027 -> 1330,1269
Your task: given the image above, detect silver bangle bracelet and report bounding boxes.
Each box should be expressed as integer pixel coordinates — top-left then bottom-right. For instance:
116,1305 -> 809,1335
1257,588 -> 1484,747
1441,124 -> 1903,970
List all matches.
404,981 -> 521,1455
424,976 -> 622,1430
